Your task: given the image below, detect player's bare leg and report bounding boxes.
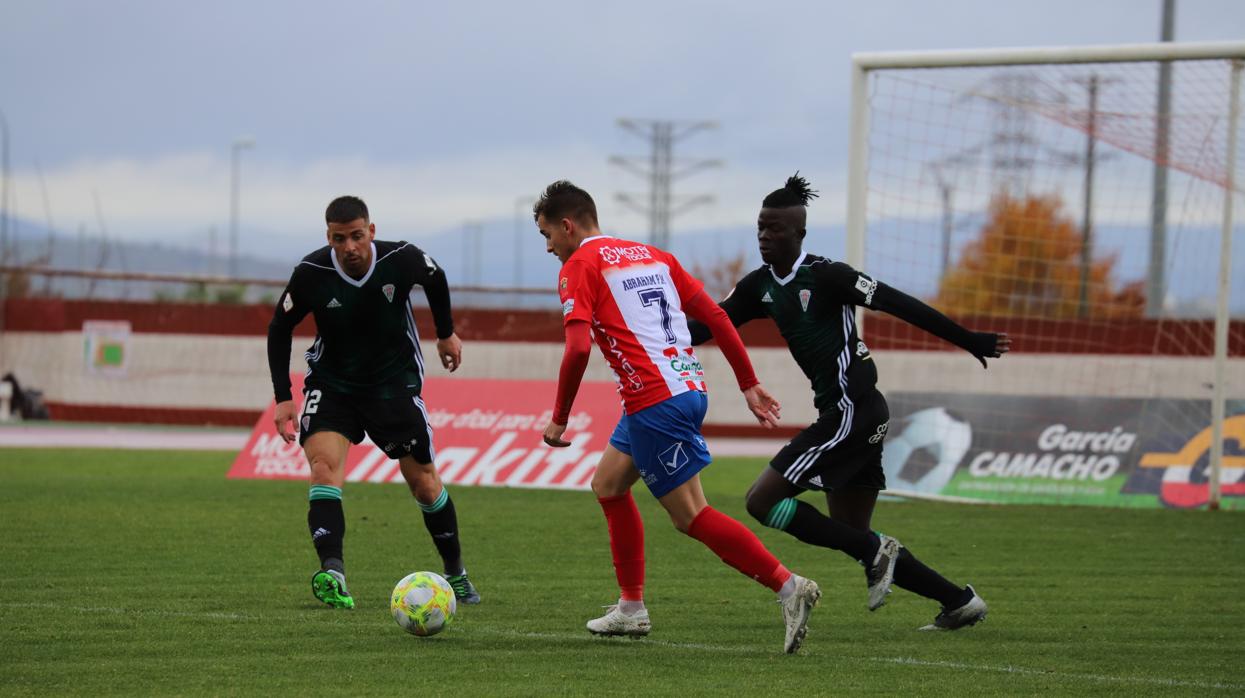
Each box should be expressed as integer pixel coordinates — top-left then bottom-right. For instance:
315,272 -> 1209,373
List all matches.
399,455 -> 478,604
305,431 -> 354,609
661,474 -> 820,654
586,445 -> 649,637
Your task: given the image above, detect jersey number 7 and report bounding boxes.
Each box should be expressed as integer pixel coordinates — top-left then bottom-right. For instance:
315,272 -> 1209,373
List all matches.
637,288 -> 676,344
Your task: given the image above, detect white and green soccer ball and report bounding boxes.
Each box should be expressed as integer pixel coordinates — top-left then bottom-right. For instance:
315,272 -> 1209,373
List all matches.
390,571 -> 456,637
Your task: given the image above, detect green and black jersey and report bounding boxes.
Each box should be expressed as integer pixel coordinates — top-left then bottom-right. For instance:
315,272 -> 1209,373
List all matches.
266,240 -> 454,402
689,252 -> 996,415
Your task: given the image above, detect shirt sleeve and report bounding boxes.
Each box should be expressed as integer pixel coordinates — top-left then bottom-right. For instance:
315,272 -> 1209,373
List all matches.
267,267 -> 312,402
558,259 -> 598,326
688,271 -> 766,346
814,260 -> 998,359
405,244 -> 455,339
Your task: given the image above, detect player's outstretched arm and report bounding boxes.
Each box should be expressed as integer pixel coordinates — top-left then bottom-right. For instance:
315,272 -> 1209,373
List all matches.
543,320 -> 593,448
817,261 -> 1008,368
871,284 -> 1009,368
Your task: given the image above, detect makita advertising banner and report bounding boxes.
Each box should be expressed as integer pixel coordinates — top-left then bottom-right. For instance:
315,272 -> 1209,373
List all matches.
883,393 -> 1244,510
229,375 -> 621,490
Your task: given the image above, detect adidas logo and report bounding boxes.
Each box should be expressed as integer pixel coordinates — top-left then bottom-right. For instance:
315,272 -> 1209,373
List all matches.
327,298 -> 342,308
809,475 -> 823,488
761,291 -> 773,303
312,527 -> 330,540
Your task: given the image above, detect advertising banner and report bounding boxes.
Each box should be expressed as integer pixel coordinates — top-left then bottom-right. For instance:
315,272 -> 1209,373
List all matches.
883,393 -> 1245,510
229,375 -> 622,490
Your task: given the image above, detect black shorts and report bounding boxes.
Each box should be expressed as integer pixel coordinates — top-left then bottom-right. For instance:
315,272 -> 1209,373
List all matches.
297,387 -> 435,463
769,389 -> 890,492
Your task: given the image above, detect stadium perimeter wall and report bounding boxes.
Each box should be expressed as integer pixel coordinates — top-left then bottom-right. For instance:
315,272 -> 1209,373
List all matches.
1,298 -> 1242,436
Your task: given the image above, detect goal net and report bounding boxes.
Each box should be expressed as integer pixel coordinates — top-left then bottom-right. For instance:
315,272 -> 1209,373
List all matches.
848,42 -> 1244,509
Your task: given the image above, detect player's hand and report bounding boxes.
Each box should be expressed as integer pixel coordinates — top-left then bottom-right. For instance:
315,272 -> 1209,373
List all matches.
743,384 -> 781,429
974,332 -> 1012,369
542,421 -> 572,448
273,399 -> 298,444
437,333 -> 463,372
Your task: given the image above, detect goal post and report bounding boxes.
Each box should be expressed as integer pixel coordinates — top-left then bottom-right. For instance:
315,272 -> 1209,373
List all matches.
846,41 -> 1245,509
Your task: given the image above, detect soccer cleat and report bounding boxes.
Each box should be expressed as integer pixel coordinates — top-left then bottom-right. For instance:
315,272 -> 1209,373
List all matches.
866,534 -> 902,611
446,571 -> 481,605
311,569 -> 355,609
586,604 -> 651,637
781,575 -> 821,654
920,584 -> 988,631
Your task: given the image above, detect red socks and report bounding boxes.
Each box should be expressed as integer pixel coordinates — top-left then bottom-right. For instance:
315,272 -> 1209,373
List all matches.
687,506 -> 791,592
597,493 -> 645,601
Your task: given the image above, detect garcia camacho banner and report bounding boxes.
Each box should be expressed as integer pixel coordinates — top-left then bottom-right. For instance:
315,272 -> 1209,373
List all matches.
228,374 -> 622,490
882,393 -> 1245,510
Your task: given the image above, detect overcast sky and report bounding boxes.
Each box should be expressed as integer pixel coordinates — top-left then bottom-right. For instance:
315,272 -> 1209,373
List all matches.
1,0 -> 1242,261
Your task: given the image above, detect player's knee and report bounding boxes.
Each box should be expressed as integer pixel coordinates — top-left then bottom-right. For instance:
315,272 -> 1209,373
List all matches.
307,455 -> 337,485
590,471 -> 628,498
744,486 -> 771,524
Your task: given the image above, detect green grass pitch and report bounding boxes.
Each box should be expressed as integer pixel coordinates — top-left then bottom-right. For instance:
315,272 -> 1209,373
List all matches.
2,447 -> 1242,695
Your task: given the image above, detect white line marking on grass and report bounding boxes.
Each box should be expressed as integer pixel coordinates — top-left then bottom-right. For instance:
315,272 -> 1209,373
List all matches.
5,603 -> 1240,692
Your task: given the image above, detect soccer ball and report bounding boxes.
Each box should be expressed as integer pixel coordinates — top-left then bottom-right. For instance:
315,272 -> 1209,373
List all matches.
390,571 -> 456,637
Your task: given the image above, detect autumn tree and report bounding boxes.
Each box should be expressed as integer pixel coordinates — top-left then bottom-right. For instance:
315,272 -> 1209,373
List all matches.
935,193 -> 1144,319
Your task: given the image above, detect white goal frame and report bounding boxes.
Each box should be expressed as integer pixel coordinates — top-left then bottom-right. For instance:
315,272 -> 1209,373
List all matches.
846,41 -> 1245,509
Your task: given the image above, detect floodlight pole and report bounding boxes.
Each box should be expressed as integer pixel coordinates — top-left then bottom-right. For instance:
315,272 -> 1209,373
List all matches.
0,109 -> 9,264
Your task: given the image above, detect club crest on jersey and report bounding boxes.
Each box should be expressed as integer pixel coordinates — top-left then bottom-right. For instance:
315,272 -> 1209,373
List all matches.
799,288 -> 812,311
560,277 -> 568,293
282,293 -> 293,312
382,283 -> 395,303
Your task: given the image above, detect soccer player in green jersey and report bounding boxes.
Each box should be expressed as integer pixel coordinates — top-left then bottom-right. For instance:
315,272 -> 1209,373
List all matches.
267,195 -> 479,609
688,174 -> 1011,630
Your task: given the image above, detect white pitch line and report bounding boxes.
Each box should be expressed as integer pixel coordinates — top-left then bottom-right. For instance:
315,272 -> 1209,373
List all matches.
3,603 -> 1241,692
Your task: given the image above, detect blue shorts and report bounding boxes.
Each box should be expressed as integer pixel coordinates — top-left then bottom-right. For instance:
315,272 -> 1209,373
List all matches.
609,390 -> 712,498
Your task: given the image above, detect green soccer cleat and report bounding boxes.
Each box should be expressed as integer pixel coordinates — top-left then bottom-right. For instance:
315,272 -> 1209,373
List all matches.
311,569 -> 355,609
446,571 -> 481,605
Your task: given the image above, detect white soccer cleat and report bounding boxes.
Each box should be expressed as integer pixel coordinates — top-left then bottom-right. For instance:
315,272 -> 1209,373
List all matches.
866,534 -> 902,611
920,584 -> 988,631
586,604 -> 651,637
781,575 -> 821,654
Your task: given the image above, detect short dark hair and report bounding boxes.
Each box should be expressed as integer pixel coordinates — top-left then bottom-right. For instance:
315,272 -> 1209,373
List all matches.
533,180 -> 598,228
762,172 -> 819,209
326,195 -> 369,224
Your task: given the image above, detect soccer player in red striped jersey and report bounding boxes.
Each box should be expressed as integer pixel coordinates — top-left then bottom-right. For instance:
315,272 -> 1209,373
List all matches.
534,180 -> 821,654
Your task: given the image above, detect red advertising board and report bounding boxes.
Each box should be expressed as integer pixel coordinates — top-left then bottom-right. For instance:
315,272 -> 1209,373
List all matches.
228,375 -> 621,490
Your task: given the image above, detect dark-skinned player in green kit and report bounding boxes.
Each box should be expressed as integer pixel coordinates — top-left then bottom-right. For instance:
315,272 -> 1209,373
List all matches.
688,174 -> 1011,630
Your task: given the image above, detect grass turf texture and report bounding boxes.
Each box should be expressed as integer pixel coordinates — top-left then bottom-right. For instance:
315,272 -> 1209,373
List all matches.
2,448 -> 1242,696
